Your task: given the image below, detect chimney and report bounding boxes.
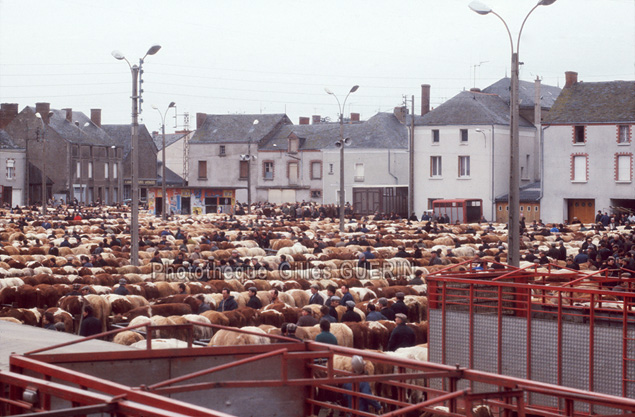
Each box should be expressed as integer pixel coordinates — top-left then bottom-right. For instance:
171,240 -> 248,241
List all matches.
350,113 -> 360,122
393,107 -> 406,123
470,88 -> 481,93
63,108 -> 73,122
421,84 -> 431,116
152,131 -> 159,137
299,117 -> 310,125
90,109 -> 101,127
565,71 -> 578,88
35,102 -> 51,123
312,115 -> 321,125
0,103 -> 19,129
196,112 -> 206,129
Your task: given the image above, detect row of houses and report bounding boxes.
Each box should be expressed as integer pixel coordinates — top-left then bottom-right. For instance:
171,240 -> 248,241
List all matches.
0,71 -> 632,223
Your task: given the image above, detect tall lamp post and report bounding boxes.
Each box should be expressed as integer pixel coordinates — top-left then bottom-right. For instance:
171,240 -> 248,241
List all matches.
35,111 -> 52,215
152,102 -> 176,221
245,119 -> 259,214
325,85 -> 359,233
112,44 -> 162,267
469,0 -> 555,267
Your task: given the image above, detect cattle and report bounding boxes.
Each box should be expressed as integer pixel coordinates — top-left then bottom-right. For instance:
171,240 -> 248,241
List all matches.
209,327 -> 271,346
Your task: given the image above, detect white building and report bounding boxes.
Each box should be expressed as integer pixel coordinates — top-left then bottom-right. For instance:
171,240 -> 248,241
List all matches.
0,130 -> 26,206
541,71 -> 635,223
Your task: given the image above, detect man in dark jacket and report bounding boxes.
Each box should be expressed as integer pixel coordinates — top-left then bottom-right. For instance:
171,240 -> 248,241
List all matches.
390,292 -> 408,316
246,287 -> 262,309
366,303 -> 386,321
217,288 -> 238,312
79,305 -> 102,337
378,297 -> 395,321
308,284 -> 324,305
341,301 -> 362,322
387,314 -> 416,351
297,306 -> 318,326
113,279 -> 129,295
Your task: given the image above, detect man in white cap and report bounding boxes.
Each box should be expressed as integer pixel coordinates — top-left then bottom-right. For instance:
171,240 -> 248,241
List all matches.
387,313 -> 416,351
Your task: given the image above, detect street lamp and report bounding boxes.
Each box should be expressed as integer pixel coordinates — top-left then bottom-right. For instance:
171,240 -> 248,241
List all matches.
35,111 -> 53,215
241,119 -> 259,214
325,85 -> 359,233
152,102 -> 176,221
469,0 -> 555,267
112,44 -> 161,267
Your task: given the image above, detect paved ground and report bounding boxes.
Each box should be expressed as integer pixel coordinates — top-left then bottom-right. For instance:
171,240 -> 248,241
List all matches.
0,321 -> 132,371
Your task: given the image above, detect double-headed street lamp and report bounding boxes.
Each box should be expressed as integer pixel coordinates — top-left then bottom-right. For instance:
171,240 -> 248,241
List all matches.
112,44 -> 162,267
240,119 -> 259,214
469,0 -> 556,267
325,85 -> 359,233
152,102 -> 176,221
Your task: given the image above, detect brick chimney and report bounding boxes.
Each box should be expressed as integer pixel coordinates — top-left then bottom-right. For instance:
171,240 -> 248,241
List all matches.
0,103 -> 19,129
350,113 -> 360,122
196,112 -> 206,129
565,71 -> 578,88
421,84 -> 431,116
393,107 -> 407,123
312,115 -> 321,125
90,109 -> 101,127
299,117 -> 310,125
35,102 -> 51,123
63,108 -> 73,122
470,88 -> 481,93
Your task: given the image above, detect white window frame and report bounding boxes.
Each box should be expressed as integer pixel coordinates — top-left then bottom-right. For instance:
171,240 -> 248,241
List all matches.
430,156 -> 442,178
76,161 -> 81,178
354,163 -> 364,182
88,162 -> 93,178
113,163 -> 118,179
6,158 -> 15,180
263,161 -> 274,180
458,156 -> 470,178
460,129 -> 468,144
311,161 -> 322,180
432,129 -> 440,144
617,155 -> 632,182
572,155 -> 587,182
104,162 -> 109,179
618,125 -> 631,144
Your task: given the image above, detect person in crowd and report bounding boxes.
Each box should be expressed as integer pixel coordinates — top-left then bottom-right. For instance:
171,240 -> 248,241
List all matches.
113,278 -> 129,295
217,288 -> 238,312
297,306 -> 318,326
342,356 -> 382,413
79,305 -> 102,337
365,303 -> 386,321
387,313 -> 416,351
308,284 -> 324,305
246,287 -> 262,309
391,292 -> 408,316
315,319 -> 338,345
378,297 -> 395,321
341,300 -> 362,322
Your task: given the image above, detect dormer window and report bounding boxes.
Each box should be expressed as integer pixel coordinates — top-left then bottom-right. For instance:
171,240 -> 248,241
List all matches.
288,137 -> 299,154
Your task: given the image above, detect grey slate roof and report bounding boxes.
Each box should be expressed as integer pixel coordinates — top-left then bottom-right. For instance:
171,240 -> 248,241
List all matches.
102,124 -> 155,157
0,129 -> 21,150
543,80 -> 635,124
26,106 -> 116,146
420,90 -> 534,128
483,78 -> 561,110
260,112 -> 408,151
157,161 -> 184,186
153,132 -> 187,150
495,181 -> 541,203
191,114 -> 292,144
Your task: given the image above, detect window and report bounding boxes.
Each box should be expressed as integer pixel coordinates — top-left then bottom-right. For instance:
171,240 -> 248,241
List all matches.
88,162 -> 93,178
574,125 -> 585,143
263,161 -> 274,180
311,190 -> 322,198
328,163 -> 334,175
239,160 -> 249,179
104,163 -> 109,179
113,163 -> 118,179
354,163 -> 364,182
618,125 -> 631,144
288,138 -> 299,154
6,159 -> 15,180
198,160 -> 207,179
219,145 -> 226,156
76,162 -> 81,178
430,156 -> 442,177
523,155 -> 530,179
432,129 -> 440,143
458,156 -> 470,177
311,161 -> 322,179
616,154 -> 632,182
571,155 -> 587,182
460,129 -> 468,143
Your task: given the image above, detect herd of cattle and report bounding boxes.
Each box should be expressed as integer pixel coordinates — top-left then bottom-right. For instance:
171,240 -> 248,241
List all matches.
0,208 -> 631,357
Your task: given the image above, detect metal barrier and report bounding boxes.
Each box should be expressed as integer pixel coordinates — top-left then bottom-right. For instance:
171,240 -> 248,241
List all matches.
2,323 -> 635,416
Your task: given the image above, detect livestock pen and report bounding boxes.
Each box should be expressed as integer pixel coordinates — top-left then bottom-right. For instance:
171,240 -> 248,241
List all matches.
427,260 -> 635,413
2,321 -> 635,417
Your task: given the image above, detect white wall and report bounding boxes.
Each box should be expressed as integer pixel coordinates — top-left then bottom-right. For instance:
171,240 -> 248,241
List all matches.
542,123 -> 634,222
321,149 -> 408,205
413,124 -> 536,221
0,150 -> 26,206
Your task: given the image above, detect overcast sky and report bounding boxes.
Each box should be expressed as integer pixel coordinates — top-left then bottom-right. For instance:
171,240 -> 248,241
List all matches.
1,0 -> 633,133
